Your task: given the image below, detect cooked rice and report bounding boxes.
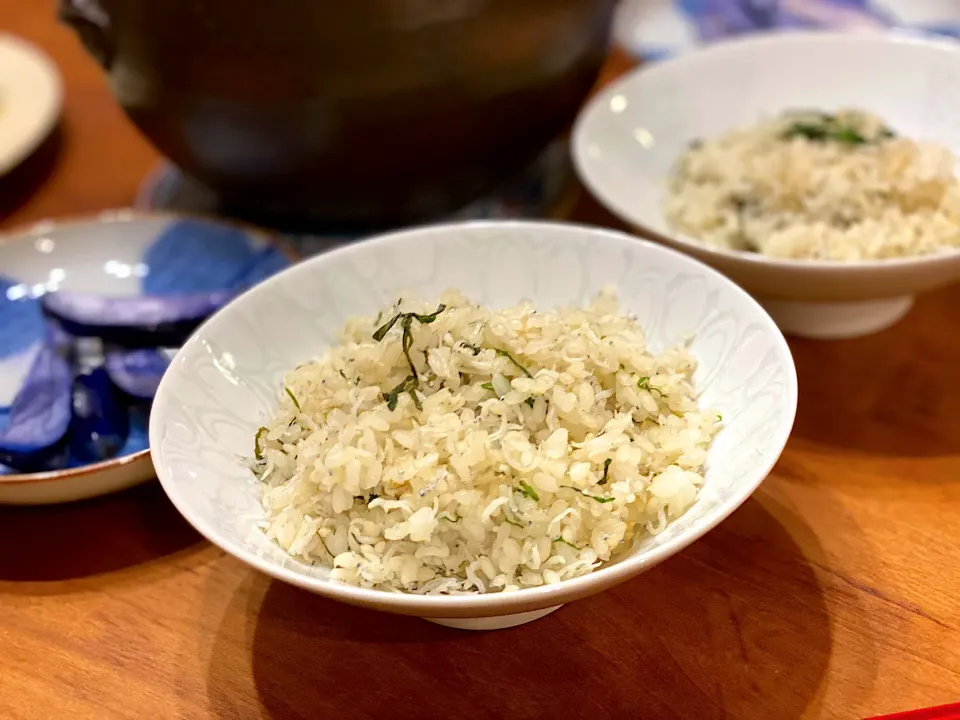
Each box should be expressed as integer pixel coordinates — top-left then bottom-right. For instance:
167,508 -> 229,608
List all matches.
253,288 -> 719,594
664,109 -> 960,260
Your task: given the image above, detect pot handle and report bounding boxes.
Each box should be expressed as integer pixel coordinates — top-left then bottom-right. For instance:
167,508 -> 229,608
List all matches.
59,0 -> 115,70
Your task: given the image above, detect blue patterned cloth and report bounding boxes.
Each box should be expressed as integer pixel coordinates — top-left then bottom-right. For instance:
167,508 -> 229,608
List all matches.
617,0 -> 960,62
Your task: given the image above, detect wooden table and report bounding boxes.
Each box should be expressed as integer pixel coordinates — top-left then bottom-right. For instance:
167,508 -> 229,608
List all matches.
2,4 -> 959,719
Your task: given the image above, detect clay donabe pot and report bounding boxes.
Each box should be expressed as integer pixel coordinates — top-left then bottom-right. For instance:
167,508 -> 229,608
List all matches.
60,0 -> 616,230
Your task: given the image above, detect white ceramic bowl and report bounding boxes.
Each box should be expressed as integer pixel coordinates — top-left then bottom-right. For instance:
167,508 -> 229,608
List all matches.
0,210 -> 287,505
573,32 -> 960,339
150,221 -> 797,630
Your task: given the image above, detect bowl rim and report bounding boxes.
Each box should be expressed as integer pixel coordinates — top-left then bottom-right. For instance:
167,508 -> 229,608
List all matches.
573,29 -> 960,274
150,219 -> 799,615
0,208 -> 296,487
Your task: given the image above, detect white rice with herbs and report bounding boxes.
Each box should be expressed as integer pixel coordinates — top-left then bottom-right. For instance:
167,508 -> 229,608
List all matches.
664,109 -> 960,261
253,288 -> 719,595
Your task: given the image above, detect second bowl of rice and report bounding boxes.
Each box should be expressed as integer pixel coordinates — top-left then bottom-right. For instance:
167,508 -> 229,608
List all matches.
573,32 -> 960,338
149,221 -> 796,630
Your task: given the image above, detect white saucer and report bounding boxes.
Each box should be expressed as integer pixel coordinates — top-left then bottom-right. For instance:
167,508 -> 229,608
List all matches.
0,34 -> 62,176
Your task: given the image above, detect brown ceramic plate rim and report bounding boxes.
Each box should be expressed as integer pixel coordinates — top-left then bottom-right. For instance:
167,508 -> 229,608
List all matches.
0,208 -> 297,486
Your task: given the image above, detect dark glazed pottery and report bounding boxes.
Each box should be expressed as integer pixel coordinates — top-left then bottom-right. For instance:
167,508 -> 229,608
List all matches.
61,0 -> 617,230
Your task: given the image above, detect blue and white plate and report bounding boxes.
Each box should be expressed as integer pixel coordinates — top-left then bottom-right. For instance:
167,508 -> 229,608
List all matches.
0,210 -> 292,504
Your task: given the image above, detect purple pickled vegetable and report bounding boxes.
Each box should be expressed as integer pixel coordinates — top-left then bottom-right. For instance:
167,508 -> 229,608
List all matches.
69,367 -> 129,463
46,319 -> 74,352
69,338 -> 129,464
0,442 -> 69,474
42,290 -> 233,327
35,234 -> 289,350
105,348 -> 172,400
0,341 -> 72,468
40,290 -> 233,348
120,403 -> 150,456
0,223 -> 290,474
62,403 -> 149,469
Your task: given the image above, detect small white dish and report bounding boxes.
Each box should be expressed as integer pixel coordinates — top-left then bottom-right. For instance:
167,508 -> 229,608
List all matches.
150,220 -> 797,629
573,31 -> 960,338
0,34 -> 62,176
0,210 -> 288,505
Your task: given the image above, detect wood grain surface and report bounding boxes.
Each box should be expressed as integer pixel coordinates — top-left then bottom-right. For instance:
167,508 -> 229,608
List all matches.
2,3 -> 959,719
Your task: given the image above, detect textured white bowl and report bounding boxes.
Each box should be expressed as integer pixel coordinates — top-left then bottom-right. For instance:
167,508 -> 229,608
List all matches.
573,32 -> 960,338
150,221 -> 797,629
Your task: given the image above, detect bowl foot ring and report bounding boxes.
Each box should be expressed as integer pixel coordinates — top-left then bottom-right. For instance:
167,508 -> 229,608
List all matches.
761,295 -> 914,339
425,604 -> 563,630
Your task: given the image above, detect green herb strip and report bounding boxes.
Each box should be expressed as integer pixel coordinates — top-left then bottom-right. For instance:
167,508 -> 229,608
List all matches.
517,480 -> 540,502
400,315 -> 416,379
285,387 -> 302,412
783,121 -> 830,142
599,458 -> 612,486
492,349 -> 537,407
553,536 -> 580,550
832,127 -> 868,145
372,312 -> 402,341
561,485 -> 616,504
318,536 -> 335,558
780,114 -> 891,146
410,307 -> 447,325
481,381 -> 533,407
373,304 -> 446,410
495,349 -> 533,378
254,426 -> 269,461
383,375 -> 419,411
637,376 -> 663,397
